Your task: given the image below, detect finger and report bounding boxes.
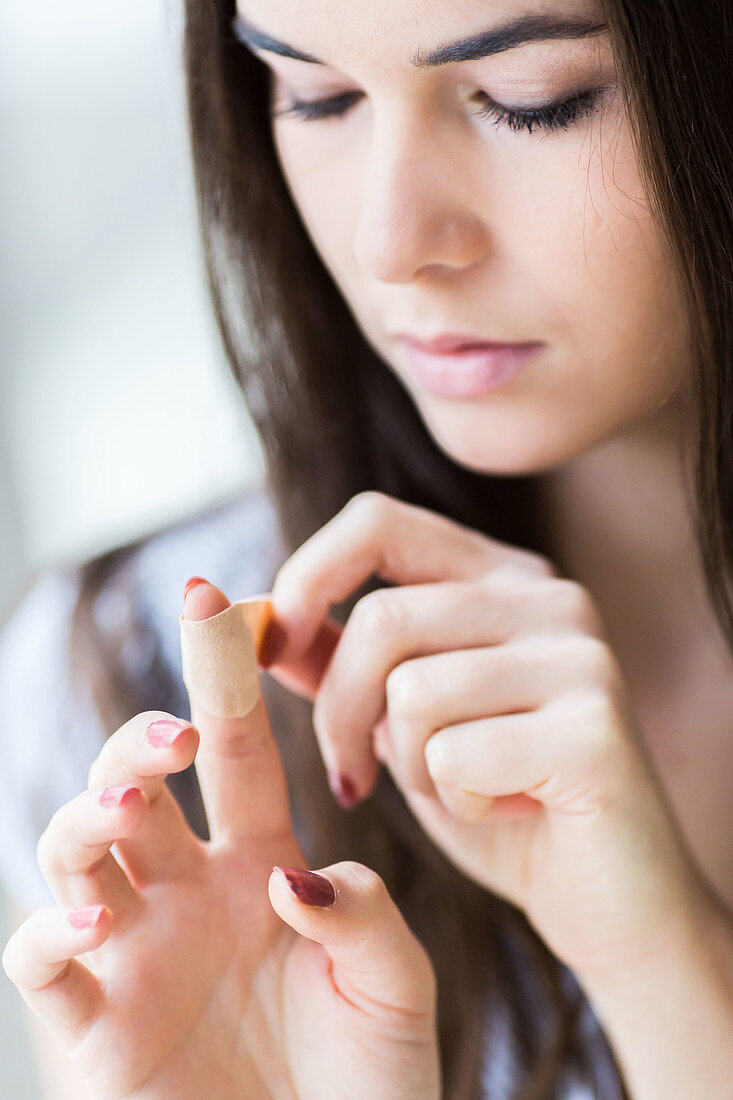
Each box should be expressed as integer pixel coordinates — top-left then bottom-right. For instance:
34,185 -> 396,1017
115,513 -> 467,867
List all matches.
268,861 -> 437,1024
424,690 -> 628,812
36,785 -> 147,911
2,904 -> 110,1049
313,587 -> 570,802
182,579 -> 296,844
88,711 -> 202,885
269,491 -> 550,663
259,617 -> 341,699
387,637 -> 606,796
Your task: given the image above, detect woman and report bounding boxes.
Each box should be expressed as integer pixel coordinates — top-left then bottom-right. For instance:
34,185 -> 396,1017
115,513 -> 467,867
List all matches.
2,0 -> 732,1095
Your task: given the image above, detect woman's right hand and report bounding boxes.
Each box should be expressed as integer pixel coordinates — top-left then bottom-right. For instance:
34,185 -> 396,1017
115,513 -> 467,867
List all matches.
2,581 -> 440,1100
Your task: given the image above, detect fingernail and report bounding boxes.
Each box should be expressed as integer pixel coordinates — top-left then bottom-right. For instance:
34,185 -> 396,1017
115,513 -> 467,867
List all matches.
275,866 -> 335,907
68,905 -> 107,930
183,576 -> 209,603
145,718 -> 195,748
98,784 -> 140,809
259,618 -> 288,669
327,769 -> 359,810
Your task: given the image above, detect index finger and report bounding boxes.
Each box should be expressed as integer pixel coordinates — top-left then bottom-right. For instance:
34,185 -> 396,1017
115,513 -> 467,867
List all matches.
268,491 -> 545,664
181,579 -> 297,846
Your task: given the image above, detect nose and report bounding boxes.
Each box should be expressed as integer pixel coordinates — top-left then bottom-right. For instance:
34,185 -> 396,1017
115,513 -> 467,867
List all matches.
352,106 -> 491,283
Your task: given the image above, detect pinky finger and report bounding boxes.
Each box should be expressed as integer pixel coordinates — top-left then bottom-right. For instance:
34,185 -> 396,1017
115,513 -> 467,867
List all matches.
2,904 -> 111,1047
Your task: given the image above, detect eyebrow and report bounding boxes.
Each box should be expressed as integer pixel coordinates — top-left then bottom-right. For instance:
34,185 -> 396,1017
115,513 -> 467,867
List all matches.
231,12 -> 608,68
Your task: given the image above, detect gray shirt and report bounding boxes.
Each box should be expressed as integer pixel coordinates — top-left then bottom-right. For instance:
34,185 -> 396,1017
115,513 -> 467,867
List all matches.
0,485 -> 622,1098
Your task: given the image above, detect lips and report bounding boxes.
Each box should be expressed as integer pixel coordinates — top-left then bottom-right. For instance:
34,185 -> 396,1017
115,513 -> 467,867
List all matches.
396,333 -> 539,355
394,334 -> 543,398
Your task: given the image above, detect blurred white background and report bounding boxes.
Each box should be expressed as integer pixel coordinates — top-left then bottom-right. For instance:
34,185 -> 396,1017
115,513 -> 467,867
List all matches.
0,2 -> 263,1094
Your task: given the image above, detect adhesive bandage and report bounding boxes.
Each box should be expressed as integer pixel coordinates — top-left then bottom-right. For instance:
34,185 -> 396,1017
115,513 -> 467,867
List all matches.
179,593 -> 273,719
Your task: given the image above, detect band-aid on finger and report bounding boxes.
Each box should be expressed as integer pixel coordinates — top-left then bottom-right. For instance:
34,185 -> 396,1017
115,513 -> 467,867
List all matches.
179,593 -> 273,719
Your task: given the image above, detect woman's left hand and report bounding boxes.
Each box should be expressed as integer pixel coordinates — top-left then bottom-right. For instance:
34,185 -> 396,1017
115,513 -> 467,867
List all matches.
261,491 -> 727,989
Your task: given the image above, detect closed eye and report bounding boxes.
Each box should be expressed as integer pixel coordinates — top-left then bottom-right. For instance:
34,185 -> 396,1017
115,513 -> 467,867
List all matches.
270,86 -> 608,134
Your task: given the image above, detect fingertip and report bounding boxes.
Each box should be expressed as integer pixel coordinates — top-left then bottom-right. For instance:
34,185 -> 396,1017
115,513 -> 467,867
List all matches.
271,866 -> 336,908
97,783 -> 147,812
95,784 -> 150,839
326,770 -> 360,811
266,584 -> 335,666
183,576 -> 208,602
182,577 -> 230,621
67,905 -> 112,933
144,718 -> 199,755
326,752 -> 381,812
258,617 -> 288,669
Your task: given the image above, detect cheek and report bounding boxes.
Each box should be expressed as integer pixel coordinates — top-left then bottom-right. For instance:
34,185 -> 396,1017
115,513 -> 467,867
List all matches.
273,130 -> 359,285
274,117 -> 691,474
517,120 -> 690,412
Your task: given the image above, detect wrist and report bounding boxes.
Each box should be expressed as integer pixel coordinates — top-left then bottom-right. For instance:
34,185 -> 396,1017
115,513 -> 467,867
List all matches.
586,868 -> 733,1000
578,886 -> 733,1099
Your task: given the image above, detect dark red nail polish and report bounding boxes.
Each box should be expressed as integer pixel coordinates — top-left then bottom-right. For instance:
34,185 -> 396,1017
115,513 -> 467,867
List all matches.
327,770 -> 359,810
259,618 -> 288,669
183,576 -> 209,602
276,866 -> 335,907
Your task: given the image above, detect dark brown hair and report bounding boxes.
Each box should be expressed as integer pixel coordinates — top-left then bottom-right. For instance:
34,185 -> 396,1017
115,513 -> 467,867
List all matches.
47,0 -> 732,1095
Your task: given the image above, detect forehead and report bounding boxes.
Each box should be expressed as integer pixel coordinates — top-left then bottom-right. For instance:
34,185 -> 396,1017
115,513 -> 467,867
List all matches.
235,0 -> 608,76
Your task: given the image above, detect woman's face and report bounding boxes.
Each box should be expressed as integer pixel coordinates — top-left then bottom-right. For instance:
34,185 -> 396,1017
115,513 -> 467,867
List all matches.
235,1 -> 690,474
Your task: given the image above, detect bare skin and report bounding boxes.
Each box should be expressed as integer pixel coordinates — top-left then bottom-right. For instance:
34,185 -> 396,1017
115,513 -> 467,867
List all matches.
235,0 -> 732,922
226,3 -> 733,1091
2,582 -> 440,1100
540,390 -> 733,916
6,1 -> 733,1097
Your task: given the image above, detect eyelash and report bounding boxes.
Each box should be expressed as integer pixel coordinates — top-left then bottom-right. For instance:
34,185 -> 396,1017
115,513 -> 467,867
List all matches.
271,87 -> 603,134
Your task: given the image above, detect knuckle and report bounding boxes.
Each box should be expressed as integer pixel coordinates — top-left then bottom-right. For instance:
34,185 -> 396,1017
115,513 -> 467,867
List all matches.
550,579 -> 602,631
480,562 -> 530,589
424,733 -> 453,779
550,577 -> 586,613
571,636 -> 619,688
385,661 -> 431,720
481,554 -> 554,590
521,552 -> 558,578
575,690 -> 623,755
352,588 -> 412,639
345,490 -> 393,531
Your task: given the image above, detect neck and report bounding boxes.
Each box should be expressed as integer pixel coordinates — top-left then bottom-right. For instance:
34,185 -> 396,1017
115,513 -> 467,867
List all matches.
537,389 -> 709,649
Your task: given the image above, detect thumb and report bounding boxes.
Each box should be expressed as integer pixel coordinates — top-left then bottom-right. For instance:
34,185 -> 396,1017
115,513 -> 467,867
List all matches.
268,861 -> 436,1017
259,617 -> 342,700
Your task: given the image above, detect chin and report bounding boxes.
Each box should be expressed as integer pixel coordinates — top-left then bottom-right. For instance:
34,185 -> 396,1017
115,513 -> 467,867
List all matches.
418,404 -> 589,477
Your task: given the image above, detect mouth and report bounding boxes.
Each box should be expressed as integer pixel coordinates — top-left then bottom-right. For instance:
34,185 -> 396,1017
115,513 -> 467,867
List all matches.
393,333 -> 544,398
396,332 -> 541,354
